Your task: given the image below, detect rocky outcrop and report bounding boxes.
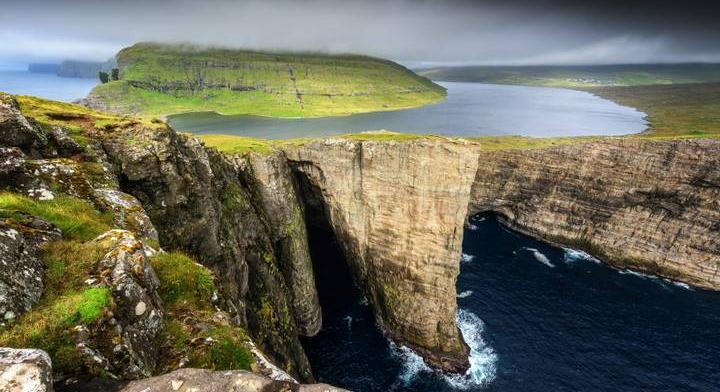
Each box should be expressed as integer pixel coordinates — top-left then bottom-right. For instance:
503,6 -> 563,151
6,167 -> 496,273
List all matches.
285,138 -> 481,372
239,152 -> 321,337
470,138 -> 720,289
0,348 -> 54,392
0,217 -> 61,326
96,125 -> 313,381
102,368 -> 348,392
76,230 -> 164,379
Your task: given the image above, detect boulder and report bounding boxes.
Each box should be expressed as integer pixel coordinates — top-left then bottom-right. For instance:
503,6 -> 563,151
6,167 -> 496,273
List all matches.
0,218 -> 61,326
0,348 -> 54,392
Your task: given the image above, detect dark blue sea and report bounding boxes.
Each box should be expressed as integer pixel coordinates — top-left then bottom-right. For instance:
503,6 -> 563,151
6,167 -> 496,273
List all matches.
302,214 -> 720,392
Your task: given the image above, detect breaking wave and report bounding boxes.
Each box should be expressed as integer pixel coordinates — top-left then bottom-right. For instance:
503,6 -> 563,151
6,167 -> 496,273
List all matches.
390,309 -> 497,389
457,290 -> 474,298
445,309 -> 498,389
461,253 -> 476,263
563,248 -> 601,264
521,247 -> 555,268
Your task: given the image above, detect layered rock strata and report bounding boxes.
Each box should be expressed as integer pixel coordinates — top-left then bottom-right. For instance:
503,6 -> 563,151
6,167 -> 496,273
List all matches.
470,138 -> 720,289
285,138 -> 481,372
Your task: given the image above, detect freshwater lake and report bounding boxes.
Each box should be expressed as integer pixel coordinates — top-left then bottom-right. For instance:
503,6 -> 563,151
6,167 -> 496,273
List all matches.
169,82 -> 648,138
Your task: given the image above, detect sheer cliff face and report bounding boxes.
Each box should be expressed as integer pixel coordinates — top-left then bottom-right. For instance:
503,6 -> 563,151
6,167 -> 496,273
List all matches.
471,138 -> 720,289
285,138 -> 481,372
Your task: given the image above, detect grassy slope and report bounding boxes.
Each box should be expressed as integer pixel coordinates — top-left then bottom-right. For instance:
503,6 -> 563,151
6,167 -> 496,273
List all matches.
418,64 -> 720,88
89,42 -> 446,118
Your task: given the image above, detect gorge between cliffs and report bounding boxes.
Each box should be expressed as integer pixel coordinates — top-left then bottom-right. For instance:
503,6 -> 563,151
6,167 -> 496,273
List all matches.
1,95 -> 719,390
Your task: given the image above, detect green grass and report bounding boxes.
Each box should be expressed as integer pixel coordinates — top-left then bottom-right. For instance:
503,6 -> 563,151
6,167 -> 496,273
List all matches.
418,64 -> 720,88
88,42 -> 445,118
0,192 -> 113,241
588,83 -> 720,137
149,252 -> 215,310
150,251 -> 254,371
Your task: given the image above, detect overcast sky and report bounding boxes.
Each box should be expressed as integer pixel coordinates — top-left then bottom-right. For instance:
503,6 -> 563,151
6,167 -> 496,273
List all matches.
1,0 -> 718,68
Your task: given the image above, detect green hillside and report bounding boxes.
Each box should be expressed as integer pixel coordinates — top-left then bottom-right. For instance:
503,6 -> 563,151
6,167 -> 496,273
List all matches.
87,43 -> 446,118
418,64 -> 720,88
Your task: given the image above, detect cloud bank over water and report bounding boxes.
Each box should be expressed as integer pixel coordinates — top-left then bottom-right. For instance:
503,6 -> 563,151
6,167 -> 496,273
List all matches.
1,0 -> 718,66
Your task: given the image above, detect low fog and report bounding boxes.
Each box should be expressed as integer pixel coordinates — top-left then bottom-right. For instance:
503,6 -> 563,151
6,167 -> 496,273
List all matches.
1,0 -> 719,68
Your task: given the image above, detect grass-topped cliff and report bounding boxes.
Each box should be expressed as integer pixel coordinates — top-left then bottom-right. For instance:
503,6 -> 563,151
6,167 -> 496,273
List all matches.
86,42 -> 446,118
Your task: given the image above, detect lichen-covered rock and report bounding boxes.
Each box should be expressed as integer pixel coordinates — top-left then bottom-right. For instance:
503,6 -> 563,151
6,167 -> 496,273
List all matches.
96,127 -> 313,381
240,152 -> 321,336
0,348 -> 54,392
470,138 -> 720,289
76,230 -> 164,379
285,137 -> 480,373
0,218 -> 61,326
0,94 -> 46,153
94,189 -> 158,242
104,368 -> 349,392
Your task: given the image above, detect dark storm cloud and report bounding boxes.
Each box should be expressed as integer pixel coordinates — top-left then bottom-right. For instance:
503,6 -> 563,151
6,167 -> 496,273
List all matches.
0,0 -> 718,67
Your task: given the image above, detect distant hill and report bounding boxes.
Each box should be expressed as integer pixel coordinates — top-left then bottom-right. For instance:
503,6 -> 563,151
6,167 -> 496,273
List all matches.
418,63 -> 720,88
85,42 -> 446,118
27,63 -> 60,74
57,60 -> 109,79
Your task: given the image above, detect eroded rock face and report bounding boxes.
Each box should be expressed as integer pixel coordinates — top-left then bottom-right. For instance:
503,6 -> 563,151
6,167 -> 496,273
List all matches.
0,348 -> 54,392
0,217 -> 61,326
97,126 -> 313,381
471,138 -> 720,289
240,152 -> 321,337
285,138 -> 481,372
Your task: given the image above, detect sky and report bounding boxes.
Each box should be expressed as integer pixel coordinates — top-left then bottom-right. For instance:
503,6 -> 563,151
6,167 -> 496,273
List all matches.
1,0 -> 718,69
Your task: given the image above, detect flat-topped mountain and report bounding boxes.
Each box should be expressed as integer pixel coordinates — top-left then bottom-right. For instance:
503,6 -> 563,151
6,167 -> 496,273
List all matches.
85,42 -> 446,118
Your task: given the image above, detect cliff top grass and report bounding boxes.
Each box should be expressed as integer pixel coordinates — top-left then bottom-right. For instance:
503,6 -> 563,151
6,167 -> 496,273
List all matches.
13,94 -> 166,146
0,192 -> 113,241
87,42 -> 446,118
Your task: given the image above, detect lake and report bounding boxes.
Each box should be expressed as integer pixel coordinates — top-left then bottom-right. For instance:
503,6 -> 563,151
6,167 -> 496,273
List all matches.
169,82 -> 648,138
0,70 -> 98,102
302,214 -> 720,391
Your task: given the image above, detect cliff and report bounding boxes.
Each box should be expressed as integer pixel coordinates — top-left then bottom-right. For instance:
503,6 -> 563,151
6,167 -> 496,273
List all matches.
470,138 -> 720,289
85,42 -> 446,118
285,137 -> 481,372
2,92 -> 719,388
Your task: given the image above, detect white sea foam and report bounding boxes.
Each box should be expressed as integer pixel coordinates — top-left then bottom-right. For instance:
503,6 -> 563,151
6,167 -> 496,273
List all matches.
619,269 -> 655,279
521,247 -> 555,268
390,342 -> 431,385
343,315 -> 353,331
358,297 -> 369,306
563,248 -> 601,264
461,253 -> 476,263
390,309 -> 497,389
457,290 -> 473,298
668,280 -> 693,290
467,223 -> 479,231
444,309 -> 498,389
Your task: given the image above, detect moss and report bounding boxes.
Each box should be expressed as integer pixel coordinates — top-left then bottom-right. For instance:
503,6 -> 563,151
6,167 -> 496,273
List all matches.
221,183 -> 247,213
149,251 -> 215,311
0,192 -> 113,241
75,288 -> 111,324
